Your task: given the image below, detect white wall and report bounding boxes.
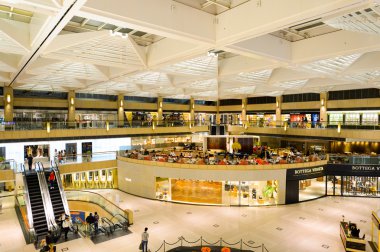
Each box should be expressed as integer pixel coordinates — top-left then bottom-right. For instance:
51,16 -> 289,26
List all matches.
117,160 -> 287,204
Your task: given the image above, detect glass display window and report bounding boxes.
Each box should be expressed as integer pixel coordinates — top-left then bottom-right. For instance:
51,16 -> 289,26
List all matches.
345,113 -> 360,125
329,113 -> 343,125
299,177 -> 325,201
362,113 -> 378,125
342,176 -> 379,197
155,177 -> 170,201
62,168 -> 117,189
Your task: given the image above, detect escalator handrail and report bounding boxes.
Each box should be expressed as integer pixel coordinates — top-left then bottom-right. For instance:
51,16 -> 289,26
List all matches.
110,214 -> 129,226
51,160 -> 70,216
35,162 -> 56,231
21,164 -> 36,235
101,217 -> 114,232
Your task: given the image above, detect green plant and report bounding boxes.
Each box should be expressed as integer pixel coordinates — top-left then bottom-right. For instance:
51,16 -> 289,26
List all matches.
0,156 -> 4,162
232,142 -> 241,152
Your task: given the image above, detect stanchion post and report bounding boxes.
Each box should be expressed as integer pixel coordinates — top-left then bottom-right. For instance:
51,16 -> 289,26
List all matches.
163,241 -> 165,252
220,238 -> 223,247
180,237 -> 183,247
240,239 -> 242,251
201,236 -> 203,247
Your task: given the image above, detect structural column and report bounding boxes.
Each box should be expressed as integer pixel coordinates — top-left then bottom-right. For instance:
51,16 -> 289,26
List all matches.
68,90 -> 76,128
320,92 -> 327,126
190,98 -> 195,126
157,97 -> 163,125
276,96 -> 282,127
3,86 -> 14,123
216,100 -> 220,125
117,94 -> 125,127
241,98 -> 247,126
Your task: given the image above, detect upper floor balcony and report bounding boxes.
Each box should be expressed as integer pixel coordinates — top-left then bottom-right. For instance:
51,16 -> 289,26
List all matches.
0,118 -> 380,141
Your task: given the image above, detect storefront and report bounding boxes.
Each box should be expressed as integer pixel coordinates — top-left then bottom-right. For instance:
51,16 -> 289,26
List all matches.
282,112 -> 320,128
155,177 -> 279,206
75,110 -> 117,128
62,168 -> 117,190
328,110 -> 380,126
247,113 -> 276,127
326,164 -> 380,197
286,166 -> 326,204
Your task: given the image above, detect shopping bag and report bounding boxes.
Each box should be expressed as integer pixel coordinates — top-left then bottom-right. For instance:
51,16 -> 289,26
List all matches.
139,242 -> 142,250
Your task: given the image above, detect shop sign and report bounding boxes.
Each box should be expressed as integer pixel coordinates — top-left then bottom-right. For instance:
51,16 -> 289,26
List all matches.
326,164 -> 380,176
287,166 -> 325,180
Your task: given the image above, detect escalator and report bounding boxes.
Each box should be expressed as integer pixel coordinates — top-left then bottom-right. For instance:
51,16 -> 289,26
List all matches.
25,171 -> 49,240
41,162 -> 70,220
45,170 -> 65,221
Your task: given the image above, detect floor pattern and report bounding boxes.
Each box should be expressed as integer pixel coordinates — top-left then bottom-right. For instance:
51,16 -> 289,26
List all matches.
0,189 -> 379,252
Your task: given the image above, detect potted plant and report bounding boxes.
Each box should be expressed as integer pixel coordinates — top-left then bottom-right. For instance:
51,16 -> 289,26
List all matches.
232,141 -> 241,153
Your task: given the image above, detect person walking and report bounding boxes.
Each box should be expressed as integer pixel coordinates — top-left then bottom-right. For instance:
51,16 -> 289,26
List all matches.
94,212 -> 99,234
86,213 -> 95,234
62,216 -> 71,241
27,154 -> 33,170
141,227 -> 149,252
48,171 -> 55,189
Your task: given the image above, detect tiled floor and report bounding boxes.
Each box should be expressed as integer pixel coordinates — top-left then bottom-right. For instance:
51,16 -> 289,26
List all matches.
0,189 -> 379,252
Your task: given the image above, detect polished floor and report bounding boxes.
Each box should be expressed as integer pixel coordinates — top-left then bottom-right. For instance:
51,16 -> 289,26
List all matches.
0,189 -> 379,252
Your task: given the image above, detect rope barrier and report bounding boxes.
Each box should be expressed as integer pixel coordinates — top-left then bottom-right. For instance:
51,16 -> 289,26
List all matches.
180,236 -> 201,244
153,236 -> 269,252
243,241 -> 262,249
202,238 -> 221,246
154,242 -> 164,252
221,239 -> 242,246
164,239 -> 181,246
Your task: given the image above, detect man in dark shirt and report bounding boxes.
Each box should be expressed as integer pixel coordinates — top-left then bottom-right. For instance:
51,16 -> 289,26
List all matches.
27,154 -> 33,170
86,213 -> 95,233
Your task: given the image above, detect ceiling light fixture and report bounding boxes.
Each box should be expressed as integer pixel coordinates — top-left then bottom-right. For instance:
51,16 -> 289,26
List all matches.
6,94 -> 11,103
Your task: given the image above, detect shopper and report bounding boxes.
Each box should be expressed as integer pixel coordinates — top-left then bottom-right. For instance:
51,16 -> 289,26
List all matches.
27,154 -> 33,170
48,171 -> 55,189
94,212 -> 99,234
45,230 -> 56,252
141,227 -> 149,252
62,216 -> 71,241
58,212 -> 66,229
86,213 -> 95,233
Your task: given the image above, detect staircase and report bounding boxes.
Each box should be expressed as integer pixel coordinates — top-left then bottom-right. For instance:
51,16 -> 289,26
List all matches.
45,171 -> 65,221
25,172 -> 49,238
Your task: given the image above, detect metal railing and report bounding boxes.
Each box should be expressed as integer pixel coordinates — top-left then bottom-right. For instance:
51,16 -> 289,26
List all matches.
51,161 -> 70,216
20,164 -> 35,242
35,162 -> 56,231
0,120 -> 209,131
154,236 -> 269,252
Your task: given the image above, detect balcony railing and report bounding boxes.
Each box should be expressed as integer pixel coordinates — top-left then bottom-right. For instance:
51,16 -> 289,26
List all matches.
0,120 -> 209,131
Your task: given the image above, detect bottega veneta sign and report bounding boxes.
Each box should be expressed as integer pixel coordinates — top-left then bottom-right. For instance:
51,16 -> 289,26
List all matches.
352,166 -> 380,171
294,167 -> 324,175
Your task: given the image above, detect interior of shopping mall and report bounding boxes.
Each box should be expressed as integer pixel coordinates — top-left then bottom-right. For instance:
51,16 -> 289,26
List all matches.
2,0 -> 380,252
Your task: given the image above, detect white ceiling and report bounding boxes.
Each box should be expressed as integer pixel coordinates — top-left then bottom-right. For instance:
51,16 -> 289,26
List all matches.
1,0 -> 380,100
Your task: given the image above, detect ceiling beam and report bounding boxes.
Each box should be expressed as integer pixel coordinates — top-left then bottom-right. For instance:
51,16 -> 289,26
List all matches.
78,0 -> 215,44
127,36 -> 147,68
292,30 -> 380,64
0,19 -> 30,52
8,0 -> 88,86
147,38 -> 211,68
215,0 -> 371,46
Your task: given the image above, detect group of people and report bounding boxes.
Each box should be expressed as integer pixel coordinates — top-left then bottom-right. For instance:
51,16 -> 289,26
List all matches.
124,146 -> 324,166
85,212 -> 100,234
39,213 -> 72,252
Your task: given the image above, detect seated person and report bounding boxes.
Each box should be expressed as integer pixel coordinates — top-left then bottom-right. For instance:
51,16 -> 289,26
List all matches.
351,226 -> 360,237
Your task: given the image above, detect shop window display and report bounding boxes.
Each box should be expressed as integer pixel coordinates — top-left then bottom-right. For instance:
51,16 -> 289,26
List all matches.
157,178 -> 279,206
62,168 -> 117,189
342,176 -> 379,196
155,177 -> 170,200
299,177 -> 325,201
